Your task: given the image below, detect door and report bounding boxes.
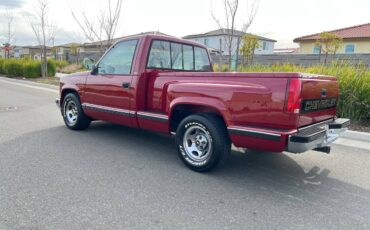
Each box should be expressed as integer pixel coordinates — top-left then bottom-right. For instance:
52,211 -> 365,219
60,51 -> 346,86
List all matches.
83,39 -> 138,127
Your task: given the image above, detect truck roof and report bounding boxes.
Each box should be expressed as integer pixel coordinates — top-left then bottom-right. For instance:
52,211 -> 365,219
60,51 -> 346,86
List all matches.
114,34 -> 209,49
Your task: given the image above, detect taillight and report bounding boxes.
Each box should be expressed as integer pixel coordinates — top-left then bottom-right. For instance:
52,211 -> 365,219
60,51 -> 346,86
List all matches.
285,78 -> 301,114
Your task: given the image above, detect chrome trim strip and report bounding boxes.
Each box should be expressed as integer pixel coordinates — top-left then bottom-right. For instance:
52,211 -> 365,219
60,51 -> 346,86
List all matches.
228,127 -> 281,142
81,103 -> 169,123
137,111 -> 168,123
82,103 -> 131,117
298,118 -> 333,132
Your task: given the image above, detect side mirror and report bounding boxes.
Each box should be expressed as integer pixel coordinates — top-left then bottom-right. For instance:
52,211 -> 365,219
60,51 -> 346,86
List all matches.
90,65 -> 99,75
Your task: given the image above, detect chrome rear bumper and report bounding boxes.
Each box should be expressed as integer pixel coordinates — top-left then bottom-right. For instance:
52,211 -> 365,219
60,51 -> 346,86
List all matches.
287,118 -> 350,153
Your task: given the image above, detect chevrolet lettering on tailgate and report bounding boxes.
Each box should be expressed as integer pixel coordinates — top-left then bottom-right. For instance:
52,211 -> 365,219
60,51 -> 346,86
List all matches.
302,98 -> 337,113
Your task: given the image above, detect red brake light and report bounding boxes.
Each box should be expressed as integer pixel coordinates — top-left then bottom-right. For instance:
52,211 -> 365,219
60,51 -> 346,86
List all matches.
285,78 -> 301,114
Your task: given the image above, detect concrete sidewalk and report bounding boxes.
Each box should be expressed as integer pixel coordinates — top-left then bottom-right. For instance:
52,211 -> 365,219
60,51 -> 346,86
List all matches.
336,130 -> 370,151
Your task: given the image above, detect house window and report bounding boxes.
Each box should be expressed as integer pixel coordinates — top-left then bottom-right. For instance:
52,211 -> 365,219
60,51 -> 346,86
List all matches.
313,45 -> 321,54
262,41 -> 267,50
345,44 -> 355,54
204,38 -> 209,46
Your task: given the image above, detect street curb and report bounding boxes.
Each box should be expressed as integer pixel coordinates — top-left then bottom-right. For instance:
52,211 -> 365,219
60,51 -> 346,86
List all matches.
0,76 -> 59,90
340,130 -> 370,142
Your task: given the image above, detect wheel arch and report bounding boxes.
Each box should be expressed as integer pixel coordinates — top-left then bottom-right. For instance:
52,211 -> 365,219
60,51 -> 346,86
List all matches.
61,88 -> 80,104
169,102 -> 229,133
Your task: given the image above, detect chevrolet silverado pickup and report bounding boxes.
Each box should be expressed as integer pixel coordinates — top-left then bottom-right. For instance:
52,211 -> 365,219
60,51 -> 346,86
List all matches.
56,34 -> 349,172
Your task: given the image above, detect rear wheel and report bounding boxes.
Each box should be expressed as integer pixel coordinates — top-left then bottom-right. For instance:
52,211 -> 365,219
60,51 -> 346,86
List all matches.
62,93 -> 91,130
175,114 -> 231,172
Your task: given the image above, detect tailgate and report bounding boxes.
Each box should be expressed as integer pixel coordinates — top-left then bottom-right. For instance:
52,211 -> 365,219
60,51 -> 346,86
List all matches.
299,74 -> 339,127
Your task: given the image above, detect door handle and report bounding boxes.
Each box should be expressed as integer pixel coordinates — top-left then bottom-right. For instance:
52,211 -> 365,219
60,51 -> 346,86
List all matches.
122,82 -> 130,88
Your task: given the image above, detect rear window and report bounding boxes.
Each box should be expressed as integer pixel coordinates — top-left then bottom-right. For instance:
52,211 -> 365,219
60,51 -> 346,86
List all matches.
194,47 -> 211,71
147,40 -> 171,69
147,40 -> 211,71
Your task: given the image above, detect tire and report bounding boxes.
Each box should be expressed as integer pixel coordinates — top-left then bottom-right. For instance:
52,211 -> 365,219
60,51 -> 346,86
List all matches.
62,93 -> 91,130
175,114 -> 231,172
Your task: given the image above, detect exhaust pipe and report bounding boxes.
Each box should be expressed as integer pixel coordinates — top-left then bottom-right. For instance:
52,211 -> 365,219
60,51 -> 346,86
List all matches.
313,146 -> 331,154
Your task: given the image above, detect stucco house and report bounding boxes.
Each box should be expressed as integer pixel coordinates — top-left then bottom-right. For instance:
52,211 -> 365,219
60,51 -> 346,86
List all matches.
294,23 -> 370,54
183,29 -> 276,55
12,46 -> 52,60
53,43 -> 81,61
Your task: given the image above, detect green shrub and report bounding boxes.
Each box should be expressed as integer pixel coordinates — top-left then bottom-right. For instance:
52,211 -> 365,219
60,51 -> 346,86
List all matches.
0,58 -> 57,78
47,60 -> 56,77
49,59 -> 69,72
0,58 -> 4,73
2,59 -> 23,77
55,60 -> 69,68
213,63 -> 229,72
22,60 -> 41,78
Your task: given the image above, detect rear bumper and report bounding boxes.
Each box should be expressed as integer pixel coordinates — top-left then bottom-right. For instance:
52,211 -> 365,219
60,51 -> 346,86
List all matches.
228,118 -> 350,153
287,118 -> 350,153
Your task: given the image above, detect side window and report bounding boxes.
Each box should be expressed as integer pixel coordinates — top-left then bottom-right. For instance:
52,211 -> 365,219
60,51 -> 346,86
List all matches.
147,41 -> 171,69
183,45 -> 194,70
98,40 -> 138,75
194,47 -> 211,71
146,40 -> 211,72
171,43 -> 183,70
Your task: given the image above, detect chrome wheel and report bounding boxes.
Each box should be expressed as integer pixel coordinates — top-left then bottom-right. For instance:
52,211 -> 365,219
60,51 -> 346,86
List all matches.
183,126 -> 212,161
64,100 -> 78,125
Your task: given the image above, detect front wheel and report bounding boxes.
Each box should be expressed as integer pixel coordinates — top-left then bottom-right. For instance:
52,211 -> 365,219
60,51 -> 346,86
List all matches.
175,114 -> 231,172
62,93 -> 91,130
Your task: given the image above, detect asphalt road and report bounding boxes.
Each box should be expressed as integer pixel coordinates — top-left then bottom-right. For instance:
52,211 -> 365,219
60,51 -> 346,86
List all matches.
1,78 -> 370,230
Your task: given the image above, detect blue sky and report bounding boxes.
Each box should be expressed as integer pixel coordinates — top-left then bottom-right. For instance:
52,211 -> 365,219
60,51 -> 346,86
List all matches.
1,0 -> 369,48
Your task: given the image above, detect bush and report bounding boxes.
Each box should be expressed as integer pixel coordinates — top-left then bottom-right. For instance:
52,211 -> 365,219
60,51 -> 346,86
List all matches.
47,60 -> 56,77
213,63 -> 229,72
0,58 -> 56,78
0,58 -> 4,73
2,59 -> 23,76
236,63 -> 370,123
22,60 -> 41,78
49,59 -> 69,72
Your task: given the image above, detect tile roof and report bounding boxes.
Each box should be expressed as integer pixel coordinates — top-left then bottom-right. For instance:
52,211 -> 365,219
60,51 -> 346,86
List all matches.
183,28 -> 277,42
294,23 -> 370,42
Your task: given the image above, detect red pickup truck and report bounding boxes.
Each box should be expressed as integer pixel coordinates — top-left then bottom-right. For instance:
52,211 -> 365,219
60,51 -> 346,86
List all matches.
56,34 -> 349,172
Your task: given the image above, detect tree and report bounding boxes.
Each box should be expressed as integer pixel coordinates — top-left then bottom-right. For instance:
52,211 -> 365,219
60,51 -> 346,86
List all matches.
315,32 -> 342,65
211,0 -> 259,70
26,0 -> 55,78
71,0 -> 123,55
239,34 -> 259,66
1,10 -> 16,58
